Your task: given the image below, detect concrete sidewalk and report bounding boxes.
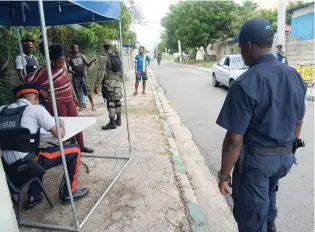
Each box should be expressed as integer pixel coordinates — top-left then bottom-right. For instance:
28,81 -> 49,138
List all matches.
20,70 -> 191,232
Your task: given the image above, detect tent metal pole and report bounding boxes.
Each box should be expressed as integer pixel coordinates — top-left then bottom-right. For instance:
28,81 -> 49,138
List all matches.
119,20 -> 132,155
16,28 -> 27,76
81,154 -> 129,159
20,221 -> 77,232
37,0 -> 79,230
79,156 -> 133,230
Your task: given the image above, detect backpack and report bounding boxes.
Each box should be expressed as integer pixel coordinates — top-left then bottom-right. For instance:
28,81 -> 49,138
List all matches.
108,52 -> 122,73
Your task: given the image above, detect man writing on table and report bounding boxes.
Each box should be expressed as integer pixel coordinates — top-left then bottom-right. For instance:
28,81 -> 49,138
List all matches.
1,84 -> 89,209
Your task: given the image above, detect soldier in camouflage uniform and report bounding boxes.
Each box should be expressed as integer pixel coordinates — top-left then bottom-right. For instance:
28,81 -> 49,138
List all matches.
96,40 -> 123,130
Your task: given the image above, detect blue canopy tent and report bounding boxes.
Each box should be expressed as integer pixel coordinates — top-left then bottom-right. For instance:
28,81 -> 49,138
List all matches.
0,1 -> 132,231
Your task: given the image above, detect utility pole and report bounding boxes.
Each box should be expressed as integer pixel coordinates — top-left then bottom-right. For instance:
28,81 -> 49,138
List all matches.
277,0 -> 286,48
178,40 -> 182,62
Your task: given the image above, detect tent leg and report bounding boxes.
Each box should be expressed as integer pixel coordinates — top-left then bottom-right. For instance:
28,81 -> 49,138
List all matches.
37,0 -> 79,230
119,20 -> 132,155
16,27 -> 27,76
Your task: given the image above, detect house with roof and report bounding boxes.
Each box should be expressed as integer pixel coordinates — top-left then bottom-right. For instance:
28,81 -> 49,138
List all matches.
286,1 -> 314,69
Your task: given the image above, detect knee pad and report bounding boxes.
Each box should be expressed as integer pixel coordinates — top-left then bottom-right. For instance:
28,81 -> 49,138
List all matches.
108,101 -> 115,108
114,100 -> 121,107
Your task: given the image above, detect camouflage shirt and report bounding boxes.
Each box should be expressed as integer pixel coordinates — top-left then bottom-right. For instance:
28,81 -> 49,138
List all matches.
95,50 -> 122,88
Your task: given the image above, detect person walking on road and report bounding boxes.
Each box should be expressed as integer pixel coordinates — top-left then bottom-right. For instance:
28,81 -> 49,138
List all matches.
216,18 -> 306,232
97,40 -> 123,130
134,46 -> 150,95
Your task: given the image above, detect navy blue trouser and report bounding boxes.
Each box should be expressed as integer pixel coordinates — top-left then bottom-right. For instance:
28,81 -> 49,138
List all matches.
232,153 -> 295,232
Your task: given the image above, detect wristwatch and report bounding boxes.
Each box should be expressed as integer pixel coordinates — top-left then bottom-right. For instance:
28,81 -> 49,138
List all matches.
218,171 -> 231,182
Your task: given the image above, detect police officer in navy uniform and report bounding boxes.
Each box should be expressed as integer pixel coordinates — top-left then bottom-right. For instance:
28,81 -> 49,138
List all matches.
216,19 -> 306,232
15,39 -> 39,82
0,84 -> 89,208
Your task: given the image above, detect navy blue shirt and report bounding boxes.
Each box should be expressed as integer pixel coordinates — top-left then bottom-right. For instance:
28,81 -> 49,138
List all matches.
216,54 -> 307,147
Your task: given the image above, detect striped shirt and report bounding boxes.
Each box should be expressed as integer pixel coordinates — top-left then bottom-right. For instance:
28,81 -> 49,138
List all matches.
25,66 -> 73,103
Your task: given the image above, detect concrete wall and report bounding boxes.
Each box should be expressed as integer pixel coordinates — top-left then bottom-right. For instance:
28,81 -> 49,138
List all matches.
286,38 -> 314,68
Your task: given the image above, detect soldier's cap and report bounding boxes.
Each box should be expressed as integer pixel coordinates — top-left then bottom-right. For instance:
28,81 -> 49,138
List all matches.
104,39 -> 112,45
276,44 -> 283,49
21,39 -> 34,48
231,18 -> 274,44
14,84 -> 41,98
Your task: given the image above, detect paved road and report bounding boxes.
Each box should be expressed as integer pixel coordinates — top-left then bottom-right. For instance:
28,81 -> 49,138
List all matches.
151,61 -> 314,232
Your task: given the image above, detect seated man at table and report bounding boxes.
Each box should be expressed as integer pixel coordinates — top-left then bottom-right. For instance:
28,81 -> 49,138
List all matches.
0,84 -> 89,208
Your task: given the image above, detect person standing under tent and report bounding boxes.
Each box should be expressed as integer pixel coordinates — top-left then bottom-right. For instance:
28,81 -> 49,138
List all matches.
15,39 -> 39,82
68,44 -> 96,111
25,44 -> 94,153
134,46 -> 150,95
98,40 -> 123,130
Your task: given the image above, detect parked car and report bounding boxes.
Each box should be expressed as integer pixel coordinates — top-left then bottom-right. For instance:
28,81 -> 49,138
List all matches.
212,54 -> 248,88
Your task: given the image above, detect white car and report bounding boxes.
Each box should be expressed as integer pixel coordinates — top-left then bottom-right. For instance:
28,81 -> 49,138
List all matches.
212,54 -> 248,88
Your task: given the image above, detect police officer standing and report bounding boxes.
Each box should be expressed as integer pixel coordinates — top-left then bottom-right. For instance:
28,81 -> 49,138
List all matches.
216,19 -> 306,232
15,39 -> 39,82
96,40 -> 123,130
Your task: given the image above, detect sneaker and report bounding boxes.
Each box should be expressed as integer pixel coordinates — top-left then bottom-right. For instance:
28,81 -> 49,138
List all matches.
60,188 -> 89,203
25,194 -> 43,209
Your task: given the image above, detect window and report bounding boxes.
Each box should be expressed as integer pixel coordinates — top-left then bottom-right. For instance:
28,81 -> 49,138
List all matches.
218,57 -> 226,66
224,57 -> 230,67
231,57 -> 248,70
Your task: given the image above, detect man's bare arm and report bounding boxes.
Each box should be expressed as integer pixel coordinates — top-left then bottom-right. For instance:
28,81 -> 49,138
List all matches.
220,131 -> 243,176
49,125 -> 66,138
295,120 -> 303,139
17,70 -> 25,82
83,56 -> 96,67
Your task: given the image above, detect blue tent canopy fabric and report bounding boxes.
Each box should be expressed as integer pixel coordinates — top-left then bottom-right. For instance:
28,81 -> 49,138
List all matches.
0,1 -> 120,26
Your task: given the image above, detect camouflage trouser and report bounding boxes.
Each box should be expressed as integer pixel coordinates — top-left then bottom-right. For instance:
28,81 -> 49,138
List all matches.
102,81 -> 122,120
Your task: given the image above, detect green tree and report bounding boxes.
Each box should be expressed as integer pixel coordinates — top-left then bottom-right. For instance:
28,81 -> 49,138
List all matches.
161,1 -> 237,58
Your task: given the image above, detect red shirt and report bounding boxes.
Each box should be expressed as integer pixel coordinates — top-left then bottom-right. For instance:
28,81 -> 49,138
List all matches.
25,66 -> 73,103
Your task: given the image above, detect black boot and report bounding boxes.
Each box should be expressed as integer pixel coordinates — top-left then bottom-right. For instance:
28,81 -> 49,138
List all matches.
115,114 -> 122,126
102,118 -> 117,130
267,220 -> 277,232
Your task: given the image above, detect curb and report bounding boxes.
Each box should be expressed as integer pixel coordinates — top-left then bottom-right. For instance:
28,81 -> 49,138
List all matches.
148,69 -> 238,232
148,72 -> 209,232
306,94 -> 315,102
171,62 -> 213,74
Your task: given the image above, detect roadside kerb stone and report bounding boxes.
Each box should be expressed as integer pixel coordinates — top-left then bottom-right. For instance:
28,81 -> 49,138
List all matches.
168,61 -> 213,74
148,72 -> 209,232
148,69 -> 238,232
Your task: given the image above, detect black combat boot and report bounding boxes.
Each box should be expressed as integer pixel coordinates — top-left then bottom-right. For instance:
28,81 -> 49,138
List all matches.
267,220 -> 277,232
102,118 -> 117,130
115,113 -> 122,126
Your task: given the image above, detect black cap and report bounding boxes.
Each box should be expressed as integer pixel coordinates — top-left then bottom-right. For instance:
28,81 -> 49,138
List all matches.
231,18 -> 274,44
14,84 -> 41,98
276,44 -> 283,49
21,39 -> 34,48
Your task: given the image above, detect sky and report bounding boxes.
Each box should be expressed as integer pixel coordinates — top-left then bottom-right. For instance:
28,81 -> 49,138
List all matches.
131,0 -> 307,51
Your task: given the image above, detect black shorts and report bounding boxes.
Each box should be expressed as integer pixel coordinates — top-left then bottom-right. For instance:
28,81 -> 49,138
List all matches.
73,77 -> 90,96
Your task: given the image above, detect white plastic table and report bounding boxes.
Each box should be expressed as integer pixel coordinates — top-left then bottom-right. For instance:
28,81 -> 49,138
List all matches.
40,117 -> 96,143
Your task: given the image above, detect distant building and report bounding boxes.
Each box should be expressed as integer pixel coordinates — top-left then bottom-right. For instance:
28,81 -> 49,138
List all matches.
289,1 -> 314,40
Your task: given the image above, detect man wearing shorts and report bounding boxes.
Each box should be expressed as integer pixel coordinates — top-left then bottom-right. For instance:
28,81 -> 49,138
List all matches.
69,44 -> 96,111
134,46 -> 150,95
